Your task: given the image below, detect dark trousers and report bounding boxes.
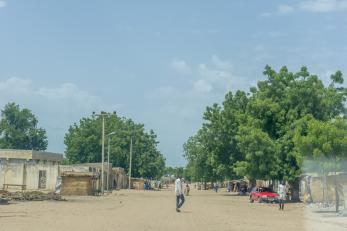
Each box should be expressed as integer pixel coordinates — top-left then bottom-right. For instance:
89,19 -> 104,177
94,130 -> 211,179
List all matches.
279,199 -> 285,210
176,194 -> 185,209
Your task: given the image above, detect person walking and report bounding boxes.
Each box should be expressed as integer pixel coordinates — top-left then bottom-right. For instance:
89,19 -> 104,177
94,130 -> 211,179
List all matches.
184,183 -> 190,196
278,181 -> 286,211
175,176 -> 185,212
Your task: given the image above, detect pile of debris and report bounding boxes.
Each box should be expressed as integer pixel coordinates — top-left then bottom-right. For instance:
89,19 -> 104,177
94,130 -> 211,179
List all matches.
0,190 -> 65,202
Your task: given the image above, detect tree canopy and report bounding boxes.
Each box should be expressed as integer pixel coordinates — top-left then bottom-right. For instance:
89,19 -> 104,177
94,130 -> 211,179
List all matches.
64,112 -> 165,179
0,102 -> 48,151
184,66 -> 347,190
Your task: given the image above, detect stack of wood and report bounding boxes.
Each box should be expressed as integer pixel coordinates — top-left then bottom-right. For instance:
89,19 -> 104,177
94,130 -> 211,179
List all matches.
0,190 -> 64,201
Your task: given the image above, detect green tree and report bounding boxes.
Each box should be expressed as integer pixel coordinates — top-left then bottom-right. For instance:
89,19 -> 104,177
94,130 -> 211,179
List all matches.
234,125 -> 280,185
295,118 -> 347,212
184,65 -> 346,201
183,91 -> 249,182
0,102 -> 48,151
64,112 -> 165,179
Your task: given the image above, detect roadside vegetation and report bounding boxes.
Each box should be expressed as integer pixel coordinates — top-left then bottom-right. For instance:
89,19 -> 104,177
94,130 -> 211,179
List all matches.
64,112 -> 166,179
0,103 -> 165,179
183,65 -> 347,201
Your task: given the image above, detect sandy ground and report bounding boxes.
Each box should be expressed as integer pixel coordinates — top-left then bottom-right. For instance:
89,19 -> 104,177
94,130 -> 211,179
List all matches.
0,188 -> 345,231
305,207 -> 347,231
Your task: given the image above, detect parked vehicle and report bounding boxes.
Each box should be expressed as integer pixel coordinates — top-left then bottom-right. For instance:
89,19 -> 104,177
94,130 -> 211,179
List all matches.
249,187 -> 279,203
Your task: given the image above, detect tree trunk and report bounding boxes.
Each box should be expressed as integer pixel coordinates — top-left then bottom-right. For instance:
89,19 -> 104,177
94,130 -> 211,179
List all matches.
334,158 -> 339,213
289,178 -> 301,202
335,172 -> 339,213
249,179 -> 256,192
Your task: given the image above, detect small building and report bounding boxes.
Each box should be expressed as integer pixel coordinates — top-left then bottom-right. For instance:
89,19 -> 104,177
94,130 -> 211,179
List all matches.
131,178 -> 145,190
0,149 -> 63,191
60,163 -> 130,193
60,172 -> 98,196
60,163 -> 113,192
112,167 -> 128,189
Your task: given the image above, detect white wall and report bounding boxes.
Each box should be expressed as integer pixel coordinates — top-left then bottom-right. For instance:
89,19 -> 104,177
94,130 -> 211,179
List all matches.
25,160 -> 59,191
0,159 -> 59,191
0,159 -> 25,186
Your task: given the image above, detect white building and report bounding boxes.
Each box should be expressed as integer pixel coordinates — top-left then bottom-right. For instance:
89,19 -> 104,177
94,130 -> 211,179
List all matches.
0,149 -> 63,191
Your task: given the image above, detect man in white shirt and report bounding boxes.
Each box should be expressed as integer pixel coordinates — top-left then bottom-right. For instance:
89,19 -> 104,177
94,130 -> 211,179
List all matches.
278,181 -> 286,211
175,176 -> 185,212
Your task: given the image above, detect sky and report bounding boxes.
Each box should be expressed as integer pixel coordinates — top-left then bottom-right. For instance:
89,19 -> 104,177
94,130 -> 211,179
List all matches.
1,0 -> 347,166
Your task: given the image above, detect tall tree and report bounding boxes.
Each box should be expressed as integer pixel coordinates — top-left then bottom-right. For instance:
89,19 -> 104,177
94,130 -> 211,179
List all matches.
0,102 -> 48,151
64,112 -> 165,179
184,65 -> 346,201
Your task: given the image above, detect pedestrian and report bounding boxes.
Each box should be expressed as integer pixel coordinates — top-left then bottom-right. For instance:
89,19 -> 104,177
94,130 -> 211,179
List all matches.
185,183 -> 190,196
175,176 -> 185,212
213,182 -> 219,193
278,181 -> 286,211
227,182 -> 232,193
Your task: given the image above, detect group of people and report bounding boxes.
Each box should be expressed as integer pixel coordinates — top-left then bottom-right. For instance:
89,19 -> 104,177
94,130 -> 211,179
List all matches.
174,177 -> 289,212
213,182 -> 219,193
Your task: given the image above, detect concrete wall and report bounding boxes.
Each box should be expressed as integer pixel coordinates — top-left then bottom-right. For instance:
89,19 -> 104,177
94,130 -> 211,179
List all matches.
0,159 -> 59,191
0,159 -> 25,186
0,149 -> 63,162
25,160 -> 59,191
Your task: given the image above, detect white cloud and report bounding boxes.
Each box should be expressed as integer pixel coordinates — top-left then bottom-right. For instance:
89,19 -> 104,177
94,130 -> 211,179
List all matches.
0,1 -> 6,8
169,56 -> 245,97
193,79 -> 213,93
211,55 -> 233,70
299,0 -> 347,12
278,4 -> 295,14
261,0 -> 347,16
260,12 -> 273,17
0,77 -> 118,153
151,56 -> 247,109
170,59 -> 192,74
148,55 -> 251,125
0,78 -> 102,109
197,63 -> 235,92
0,78 -> 33,94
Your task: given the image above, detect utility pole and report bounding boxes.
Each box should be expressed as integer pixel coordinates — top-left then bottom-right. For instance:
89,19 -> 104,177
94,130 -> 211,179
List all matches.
101,115 -> 105,194
128,137 -> 133,190
106,131 -> 116,192
107,134 -> 110,192
93,111 -> 117,195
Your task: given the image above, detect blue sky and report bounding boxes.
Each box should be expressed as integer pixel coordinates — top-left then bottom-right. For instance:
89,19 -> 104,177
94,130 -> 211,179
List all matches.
0,0 -> 347,166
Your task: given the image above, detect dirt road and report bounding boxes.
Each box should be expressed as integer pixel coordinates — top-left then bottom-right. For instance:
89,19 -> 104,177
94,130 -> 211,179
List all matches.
0,188 -> 340,231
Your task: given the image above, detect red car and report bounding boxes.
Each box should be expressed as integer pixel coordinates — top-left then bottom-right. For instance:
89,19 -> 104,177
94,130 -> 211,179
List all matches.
249,187 -> 279,203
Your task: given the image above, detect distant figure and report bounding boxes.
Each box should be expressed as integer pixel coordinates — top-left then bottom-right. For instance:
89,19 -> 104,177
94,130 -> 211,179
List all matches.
184,183 -> 190,196
278,181 -> 286,211
213,182 -> 219,193
175,177 -> 185,212
227,182 -> 232,193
